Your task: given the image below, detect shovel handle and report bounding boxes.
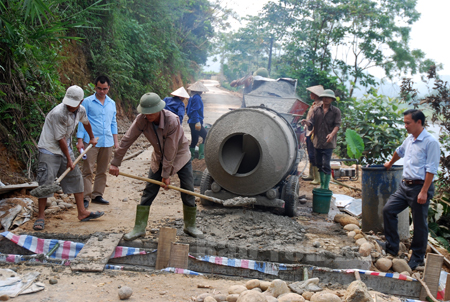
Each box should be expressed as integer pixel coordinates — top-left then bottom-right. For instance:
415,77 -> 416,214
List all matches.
118,171 -> 222,203
55,140 -> 96,183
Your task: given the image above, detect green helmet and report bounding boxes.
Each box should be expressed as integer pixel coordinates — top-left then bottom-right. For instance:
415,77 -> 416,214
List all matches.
137,92 -> 165,114
254,68 -> 269,78
319,89 -> 337,100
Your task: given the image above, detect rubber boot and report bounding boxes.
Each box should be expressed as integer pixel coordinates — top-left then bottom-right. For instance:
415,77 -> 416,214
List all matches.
183,205 -> 204,238
310,166 -> 321,185
189,147 -> 196,160
123,205 -> 150,241
302,163 -> 314,181
319,172 -> 325,189
323,174 -> 331,190
198,144 -> 205,160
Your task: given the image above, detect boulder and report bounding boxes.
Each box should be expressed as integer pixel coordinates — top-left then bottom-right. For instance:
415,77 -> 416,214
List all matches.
265,279 -> 290,298
375,258 -> 392,272
197,293 -> 214,302
278,293 -> 305,302
344,224 -> 360,231
214,294 -> 227,301
289,278 -> 322,294
227,294 -> 239,302
229,285 -> 248,295
354,234 -> 364,240
246,279 -> 261,289
118,286 -> 133,300
355,238 -> 368,246
237,290 -> 268,302
336,214 -> 360,227
359,242 -> 373,257
265,296 -> 278,302
310,292 -> 341,302
252,288 -> 263,293
205,297 -> 217,302
260,281 -> 271,291
347,231 -> 356,238
392,259 -> 412,275
302,291 -> 313,300
345,281 -> 373,302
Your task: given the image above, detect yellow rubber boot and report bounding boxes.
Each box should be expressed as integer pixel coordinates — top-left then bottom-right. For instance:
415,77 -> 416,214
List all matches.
310,166 -> 321,185
302,163 -> 314,181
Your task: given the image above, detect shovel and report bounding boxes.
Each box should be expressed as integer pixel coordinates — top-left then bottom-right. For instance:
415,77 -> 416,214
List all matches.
118,171 -> 256,207
30,142 -> 96,198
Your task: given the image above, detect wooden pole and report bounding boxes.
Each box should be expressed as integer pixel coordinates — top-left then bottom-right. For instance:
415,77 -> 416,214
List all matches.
419,253 -> 444,301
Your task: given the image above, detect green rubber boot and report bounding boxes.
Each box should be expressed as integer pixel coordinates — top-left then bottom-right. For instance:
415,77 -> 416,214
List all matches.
310,166 -> 321,185
189,147 -> 196,160
319,172 -> 325,189
302,163 -> 314,181
198,144 -> 205,160
123,205 -> 150,241
323,174 -> 331,190
183,205 -> 204,238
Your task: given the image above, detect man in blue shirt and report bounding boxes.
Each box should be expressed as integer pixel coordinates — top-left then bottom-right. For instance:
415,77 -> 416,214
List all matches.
381,109 -> 440,270
77,75 -> 119,208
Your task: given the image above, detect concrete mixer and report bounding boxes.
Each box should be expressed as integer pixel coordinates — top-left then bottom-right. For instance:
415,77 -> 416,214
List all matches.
200,107 -> 301,216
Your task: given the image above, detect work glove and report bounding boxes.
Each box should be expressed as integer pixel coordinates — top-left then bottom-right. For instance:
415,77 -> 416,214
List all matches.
195,122 -> 201,131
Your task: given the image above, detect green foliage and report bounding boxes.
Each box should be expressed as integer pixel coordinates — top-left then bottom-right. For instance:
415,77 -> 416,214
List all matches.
345,129 -> 365,160
336,91 -> 407,165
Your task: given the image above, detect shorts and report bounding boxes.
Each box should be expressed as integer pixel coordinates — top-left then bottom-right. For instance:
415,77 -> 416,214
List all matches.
36,152 -> 84,198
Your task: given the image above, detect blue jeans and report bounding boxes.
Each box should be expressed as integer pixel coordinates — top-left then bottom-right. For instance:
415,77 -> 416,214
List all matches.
383,181 -> 434,262
314,148 -> 333,175
140,160 -> 196,207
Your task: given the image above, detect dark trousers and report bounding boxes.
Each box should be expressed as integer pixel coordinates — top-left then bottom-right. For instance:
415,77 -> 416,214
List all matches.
306,135 -> 316,166
314,148 -> 333,174
140,160 -> 196,207
189,123 -> 207,148
383,181 -> 434,262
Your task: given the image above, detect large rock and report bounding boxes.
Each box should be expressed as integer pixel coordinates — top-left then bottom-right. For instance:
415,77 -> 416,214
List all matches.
118,286 -> 133,300
265,296 -> 278,302
354,234 -> 364,240
229,285 -> 248,295
345,281 -> 373,302
278,293 -> 305,302
260,281 -> 271,291
197,293 -> 214,302
214,294 -> 227,301
227,294 -> 239,302
265,279 -> 290,298
392,259 -> 412,275
344,224 -> 360,231
289,278 -> 322,294
355,238 -> 368,246
237,291 -> 268,302
347,231 -> 356,238
246,280 -> 261,289
302,291 -> 313,300
205,297 -> 217,302
310,292 -> 341,302
359,242 -> 373,257
334,214 -> 359,226
375,258 -> 392,272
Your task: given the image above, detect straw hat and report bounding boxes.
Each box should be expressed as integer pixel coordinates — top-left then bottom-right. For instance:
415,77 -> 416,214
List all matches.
171,87 -> 190,98
306,85 -> 324,97
188,81 -> 209,92
319,89 -> 337,100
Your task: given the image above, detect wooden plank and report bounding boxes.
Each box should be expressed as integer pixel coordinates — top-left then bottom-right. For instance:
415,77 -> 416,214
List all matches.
419,253 -> 444,300
445,274 -> 450,300
428,243 -> 450,269
155,227 -> 177,270
70,233 -> 123,272
169,243 -> 189,269
0,182 -> 38,195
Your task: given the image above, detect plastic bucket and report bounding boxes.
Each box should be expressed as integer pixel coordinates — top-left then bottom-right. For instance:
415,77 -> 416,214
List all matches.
312,188 -> 333,214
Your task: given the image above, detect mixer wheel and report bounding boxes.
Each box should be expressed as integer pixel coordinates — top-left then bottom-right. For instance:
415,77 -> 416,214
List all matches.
283,175 -> 300,217
200,168 -> 215,206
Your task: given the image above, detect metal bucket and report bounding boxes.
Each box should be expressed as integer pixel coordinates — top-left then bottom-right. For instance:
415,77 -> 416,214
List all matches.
361,165 -> 410,240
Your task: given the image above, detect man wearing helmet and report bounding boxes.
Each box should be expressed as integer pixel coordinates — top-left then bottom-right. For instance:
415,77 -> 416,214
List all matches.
109,92 -> 204,240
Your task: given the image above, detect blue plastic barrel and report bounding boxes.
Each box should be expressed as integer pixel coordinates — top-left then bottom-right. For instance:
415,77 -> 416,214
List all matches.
361,165 -> 410,240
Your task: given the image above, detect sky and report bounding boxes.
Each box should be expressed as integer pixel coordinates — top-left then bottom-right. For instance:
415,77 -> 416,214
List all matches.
206,0 -> 450,79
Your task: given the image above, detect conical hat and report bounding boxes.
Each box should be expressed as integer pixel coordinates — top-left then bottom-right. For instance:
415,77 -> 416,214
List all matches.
171,87 -> 189,98
306,85 -> 324,97
188,81 -> 209,92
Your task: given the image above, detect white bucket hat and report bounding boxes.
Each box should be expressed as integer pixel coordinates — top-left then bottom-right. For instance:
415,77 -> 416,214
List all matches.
62,85 -> 84,107
188,81 -> 209,92
171,87 -> 190,98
